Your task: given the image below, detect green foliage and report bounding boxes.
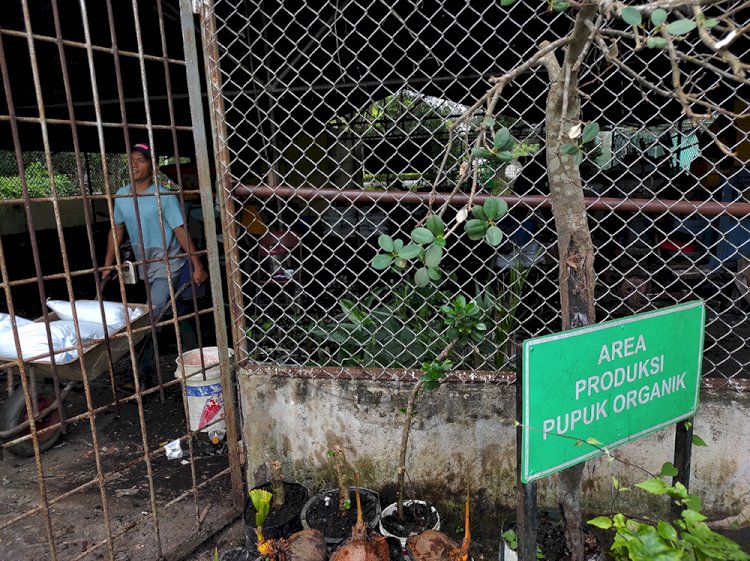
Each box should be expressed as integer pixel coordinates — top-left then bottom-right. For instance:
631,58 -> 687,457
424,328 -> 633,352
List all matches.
589,476 -> 750,561
0,161 -> 78,199
249,489 -> 273,530
440,294 -> 486,344
621,7 -> 642,27
666,19 -> 697,35
474,255 -> 534,368
561,121 -> 599,165
501,529 -> 545,559
419,358 -> 453,391
650,9 -> 668,27
311,284 -> 449,368
463,198 -> 509,246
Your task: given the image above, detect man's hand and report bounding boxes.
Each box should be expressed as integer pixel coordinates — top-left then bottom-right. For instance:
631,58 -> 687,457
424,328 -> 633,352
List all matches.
192,258 -> 208,286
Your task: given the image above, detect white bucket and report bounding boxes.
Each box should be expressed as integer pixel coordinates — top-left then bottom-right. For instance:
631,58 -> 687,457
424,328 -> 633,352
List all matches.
174,347 -> 234,433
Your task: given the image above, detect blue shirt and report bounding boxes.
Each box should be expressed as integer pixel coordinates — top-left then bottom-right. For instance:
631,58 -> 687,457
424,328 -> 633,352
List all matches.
114,184 -> 185,281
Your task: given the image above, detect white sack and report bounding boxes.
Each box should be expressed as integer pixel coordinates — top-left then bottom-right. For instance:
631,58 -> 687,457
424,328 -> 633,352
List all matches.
46,299 -> 143,330
0,313 -> 33,332
0,321 -> 79,364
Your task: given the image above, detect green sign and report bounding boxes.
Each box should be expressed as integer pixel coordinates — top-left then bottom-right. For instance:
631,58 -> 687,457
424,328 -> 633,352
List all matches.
521,301 -> 705,483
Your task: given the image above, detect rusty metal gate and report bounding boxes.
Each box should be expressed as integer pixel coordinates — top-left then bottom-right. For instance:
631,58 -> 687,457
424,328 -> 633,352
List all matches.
203,0 -> 749,391
0,1 -> 243,560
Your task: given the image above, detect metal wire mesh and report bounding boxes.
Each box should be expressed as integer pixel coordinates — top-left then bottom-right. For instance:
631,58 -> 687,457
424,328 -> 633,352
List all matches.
209,0 -> 750,387
0,1 -> 242,560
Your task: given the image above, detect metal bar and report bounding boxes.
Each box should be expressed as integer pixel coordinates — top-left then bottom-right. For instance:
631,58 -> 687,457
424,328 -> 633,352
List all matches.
671,418 -> 694,520
50,0 -> 120,409
199,0 -> 248,362
0,22 -> 65,561
0,28 -> 187,65
0,114 -> 192,131
155,0 -> 202,527
22,3 -> 118,558
515,339 -> 538,561
238,185 -> 750,217
184,0 -> 247,512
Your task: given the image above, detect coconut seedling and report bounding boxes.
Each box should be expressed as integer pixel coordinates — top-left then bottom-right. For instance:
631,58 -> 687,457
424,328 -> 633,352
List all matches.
251,489 -> 327,561
406,494 -> 470,561
330,445 -> 351,512
329,473 -> 390,561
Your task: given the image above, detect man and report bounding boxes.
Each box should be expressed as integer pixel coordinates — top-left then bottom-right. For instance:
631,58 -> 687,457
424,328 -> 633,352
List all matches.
103,143 -> 207,385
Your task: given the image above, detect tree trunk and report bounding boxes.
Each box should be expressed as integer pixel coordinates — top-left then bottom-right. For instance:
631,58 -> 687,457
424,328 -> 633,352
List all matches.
539,6 -> 597,561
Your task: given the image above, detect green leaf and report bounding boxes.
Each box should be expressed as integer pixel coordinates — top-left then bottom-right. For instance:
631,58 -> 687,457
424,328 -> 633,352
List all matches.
657,520 -> 678,542
394,238 -> 404,251
621,7 -> 642,26
493,127 -> 511,151
465,219 -> 489,241
647,36 -> 669,49
660,462 -> 679,477
585,437 -> 603,447
666,19 -> 697,35
561,143 -> 580,156
682,494 -> 702,511
472,205 -> 487,220
249,489 -> 273,528
483,198 -> 501,220
588,516 -> 613,529
426,214 -> 445,236
495,150 -> 514,163
377,234 -> 395,252
485,225 -> 503,247
471,147 -> 493,159
411,227 -> 435,245
371,254 -> 393,270
425,244 -> 443,269
681,509 -> 707,524
551,0 -> 569,12
414,267 -> 430,287
427,267 -> 442,281
636,478 -> 669,495
692,434 -> 708,447
500,0 -> 517,6
581,122 -> 600,143
650,8 -> 668,27
398,243 -> 421,260
573,150 -> 584,166
483,116 -> 496,127
704,18 -> 718,28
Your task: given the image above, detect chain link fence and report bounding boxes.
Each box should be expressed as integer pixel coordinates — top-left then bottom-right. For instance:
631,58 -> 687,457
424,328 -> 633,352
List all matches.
209,0 -> 750,388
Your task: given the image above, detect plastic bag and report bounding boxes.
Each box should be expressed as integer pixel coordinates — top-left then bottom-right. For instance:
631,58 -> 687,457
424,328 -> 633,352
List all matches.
0,321 -> 79,364
0,313 -> 33,332
46,300 -> 143,330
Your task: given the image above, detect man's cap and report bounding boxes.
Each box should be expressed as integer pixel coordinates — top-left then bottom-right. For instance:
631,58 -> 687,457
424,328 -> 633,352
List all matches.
130,143 -> 153,160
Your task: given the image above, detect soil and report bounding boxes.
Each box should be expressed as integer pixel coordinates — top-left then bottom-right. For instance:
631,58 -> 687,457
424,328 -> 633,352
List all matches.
380,501 -> 439,539
503,511 -> 602,561
303,488 -> 380,542
244,481 -> 309,546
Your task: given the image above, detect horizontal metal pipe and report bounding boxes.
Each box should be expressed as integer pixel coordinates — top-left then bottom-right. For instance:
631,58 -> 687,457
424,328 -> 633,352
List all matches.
0,114 -> 191,131
238,185 -> 750,218
0,28 -> 186,65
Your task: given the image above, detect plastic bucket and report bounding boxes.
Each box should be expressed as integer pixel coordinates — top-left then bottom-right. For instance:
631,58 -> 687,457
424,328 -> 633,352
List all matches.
174,347 -> 234,433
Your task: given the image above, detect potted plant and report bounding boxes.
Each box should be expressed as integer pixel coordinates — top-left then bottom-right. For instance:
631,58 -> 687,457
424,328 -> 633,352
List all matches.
250,488 -> 327,561
244,460 -> 310,552
300,446 -> 382,547
372,201 -> 509,546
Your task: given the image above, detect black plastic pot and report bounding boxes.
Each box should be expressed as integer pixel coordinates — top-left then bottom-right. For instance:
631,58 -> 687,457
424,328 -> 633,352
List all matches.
243,481 -> 310,552
300,486 -> 382,547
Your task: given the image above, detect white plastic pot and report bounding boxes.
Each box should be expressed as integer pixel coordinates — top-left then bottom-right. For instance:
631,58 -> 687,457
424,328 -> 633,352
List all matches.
378,500 -> 440,549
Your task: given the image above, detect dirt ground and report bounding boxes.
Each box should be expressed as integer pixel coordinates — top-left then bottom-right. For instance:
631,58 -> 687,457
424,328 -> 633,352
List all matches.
0,348 -> 237,561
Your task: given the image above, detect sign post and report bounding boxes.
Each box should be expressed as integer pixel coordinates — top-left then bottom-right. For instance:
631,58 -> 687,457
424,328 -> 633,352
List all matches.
521,301 -> 704,484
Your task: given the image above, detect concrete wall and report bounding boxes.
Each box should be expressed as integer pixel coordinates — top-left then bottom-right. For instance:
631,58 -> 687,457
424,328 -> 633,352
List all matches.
0,199 -> 104,235
239,369 -> 750,521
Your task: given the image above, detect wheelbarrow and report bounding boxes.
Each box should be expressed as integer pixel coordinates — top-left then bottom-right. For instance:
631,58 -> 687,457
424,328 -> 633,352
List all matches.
0,300 -> 162,457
